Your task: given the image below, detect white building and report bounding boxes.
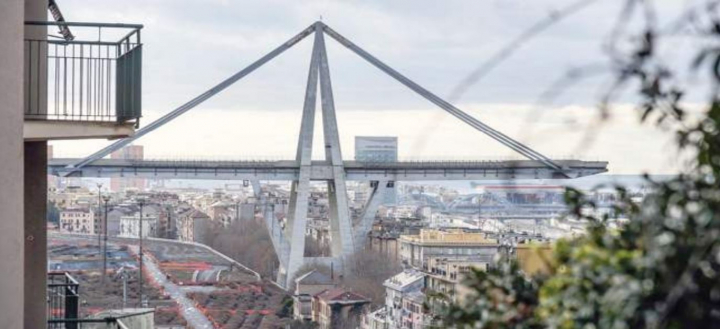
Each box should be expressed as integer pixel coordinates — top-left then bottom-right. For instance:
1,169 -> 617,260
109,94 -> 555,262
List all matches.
383,269 -> 425,329
293,270 -> 335,321
363,308 -> 390,329
59,208 -> 96,235
119,213 -> 158,238
400,291 -> 426,329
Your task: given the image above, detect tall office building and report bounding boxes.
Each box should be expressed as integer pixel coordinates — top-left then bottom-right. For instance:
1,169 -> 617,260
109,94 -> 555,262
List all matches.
110,145 -> 146,192
354,136 -> 398,205
355,136 -> 398,162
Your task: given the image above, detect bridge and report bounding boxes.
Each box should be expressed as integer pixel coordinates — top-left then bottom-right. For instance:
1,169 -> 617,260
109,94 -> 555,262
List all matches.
52,21 -> 608,288
49,158 -> 606,181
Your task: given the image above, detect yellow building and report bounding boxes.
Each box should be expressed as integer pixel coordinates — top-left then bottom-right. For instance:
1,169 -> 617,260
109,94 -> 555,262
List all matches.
516,243 -> 553,276
398,229 -> 499,268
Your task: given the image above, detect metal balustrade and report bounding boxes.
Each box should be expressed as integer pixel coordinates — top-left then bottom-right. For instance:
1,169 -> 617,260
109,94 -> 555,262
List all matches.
24,21 -> 143,124
47,272 -> 80,329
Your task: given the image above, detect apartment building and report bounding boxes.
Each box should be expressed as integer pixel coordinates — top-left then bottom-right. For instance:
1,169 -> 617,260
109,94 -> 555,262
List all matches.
312,288 -> 371,329
400,291 -> 425,329
398,229 -> 499,268
293,270 -> 336,321
59,208 -> 96,234
177,209 -> 212,242
119,213 -> 158,239
424,257 -> 489,308
383,269 -> 425,329
0,1 -> 143,326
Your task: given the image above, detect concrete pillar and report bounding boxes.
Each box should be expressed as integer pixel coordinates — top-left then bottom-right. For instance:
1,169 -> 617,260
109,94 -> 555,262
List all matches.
316,30 -> 354,265
23,2 -> 48,327
0,0 -> 25,327
24,141 -> 48,329
284,28 -> 321,288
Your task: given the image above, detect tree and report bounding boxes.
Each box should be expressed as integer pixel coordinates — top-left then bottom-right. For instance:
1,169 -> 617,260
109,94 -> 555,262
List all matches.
345,248 -> 403,306
442,1 -> 720,328
203,219 -> 279,278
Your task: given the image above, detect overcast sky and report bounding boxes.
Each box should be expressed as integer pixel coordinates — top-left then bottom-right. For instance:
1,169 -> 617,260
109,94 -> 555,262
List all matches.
49,0 -> 705,174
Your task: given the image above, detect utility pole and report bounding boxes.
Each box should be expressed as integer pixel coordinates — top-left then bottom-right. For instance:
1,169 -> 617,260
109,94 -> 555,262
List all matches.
235,199 -> 240,225
96,183 -> 103,250
137,198 -> 145,307
102,195 -> 110,283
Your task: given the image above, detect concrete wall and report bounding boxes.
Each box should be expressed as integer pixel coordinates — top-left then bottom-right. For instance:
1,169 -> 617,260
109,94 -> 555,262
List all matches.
25,141 -> 48,328
24,2 -> 49,327
0,0 -> 25,327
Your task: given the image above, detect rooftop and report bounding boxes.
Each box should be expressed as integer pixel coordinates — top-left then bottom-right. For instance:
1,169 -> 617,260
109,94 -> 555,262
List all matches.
405,290 -> 425,305
384,269 -> 424,290
399,229 -> 498,246
314,288 -> 370,304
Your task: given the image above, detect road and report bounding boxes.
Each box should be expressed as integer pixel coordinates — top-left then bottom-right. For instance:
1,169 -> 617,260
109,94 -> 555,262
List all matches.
129,245 -> 214,329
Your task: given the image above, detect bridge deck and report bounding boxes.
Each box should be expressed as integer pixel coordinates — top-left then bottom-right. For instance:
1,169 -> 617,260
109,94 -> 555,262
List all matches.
49,158 -> 608,181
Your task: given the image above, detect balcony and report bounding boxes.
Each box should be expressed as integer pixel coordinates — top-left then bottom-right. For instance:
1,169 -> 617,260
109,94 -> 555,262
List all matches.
23,21 -> 143,141
47,272 -> 154,329
47,272 -> 79,326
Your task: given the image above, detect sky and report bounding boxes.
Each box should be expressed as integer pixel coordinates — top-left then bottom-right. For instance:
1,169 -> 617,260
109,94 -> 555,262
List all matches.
49,0 -> 706,174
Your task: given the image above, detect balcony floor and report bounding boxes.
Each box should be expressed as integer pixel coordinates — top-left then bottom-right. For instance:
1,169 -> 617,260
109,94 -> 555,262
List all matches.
24,119 -> 135,141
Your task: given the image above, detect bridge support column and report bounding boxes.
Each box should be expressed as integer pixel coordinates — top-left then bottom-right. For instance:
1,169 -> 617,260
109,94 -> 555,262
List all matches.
318,29 -> 355,270
285,169 -> 312,287
283,27 -> 321,288
353,180 -> 389,252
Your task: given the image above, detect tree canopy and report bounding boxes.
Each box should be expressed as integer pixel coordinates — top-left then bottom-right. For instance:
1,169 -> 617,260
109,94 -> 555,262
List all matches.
442,1 -> 720,328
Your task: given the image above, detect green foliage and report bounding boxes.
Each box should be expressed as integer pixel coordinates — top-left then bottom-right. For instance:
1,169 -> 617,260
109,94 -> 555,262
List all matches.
441,2 -> 720,328
441,261 -> 544,329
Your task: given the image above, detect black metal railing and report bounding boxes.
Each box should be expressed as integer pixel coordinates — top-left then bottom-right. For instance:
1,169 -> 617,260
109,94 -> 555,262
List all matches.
24,21 -> 143,124
47,272 -> 80,328
48,318 -> 126,329
48,310 -> 155,329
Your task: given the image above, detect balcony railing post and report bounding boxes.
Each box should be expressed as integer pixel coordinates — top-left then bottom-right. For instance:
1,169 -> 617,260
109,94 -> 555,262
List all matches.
64,282 -> 79,329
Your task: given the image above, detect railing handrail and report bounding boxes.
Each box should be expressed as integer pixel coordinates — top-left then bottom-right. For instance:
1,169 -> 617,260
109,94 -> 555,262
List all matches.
25,21 -> 143,29
47,310 -> 155,326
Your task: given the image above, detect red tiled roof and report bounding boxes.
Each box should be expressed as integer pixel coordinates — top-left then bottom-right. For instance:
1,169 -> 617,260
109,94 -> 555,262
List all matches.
314,288 -> 369,303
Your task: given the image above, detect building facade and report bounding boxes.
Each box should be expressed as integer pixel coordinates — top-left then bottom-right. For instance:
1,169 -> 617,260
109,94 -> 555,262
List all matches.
355,136 -> 398,163
119,213 -> 158,238
383,269 -> 425,329
293,270 -> 336,321
312,288 -> 371,329
110,145 -> 145,192
59,208 -> 96,234
177,209 -> 211,242
398,229 -> 499,268
355,136 -> 398,205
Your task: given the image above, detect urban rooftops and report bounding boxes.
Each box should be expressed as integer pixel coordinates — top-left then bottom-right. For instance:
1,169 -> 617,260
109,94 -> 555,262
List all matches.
399,229 -> 498,246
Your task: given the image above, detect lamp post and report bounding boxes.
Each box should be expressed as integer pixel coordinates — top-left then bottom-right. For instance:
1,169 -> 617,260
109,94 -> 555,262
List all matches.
102,195 -> 110,283
137,198 -> 145,307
